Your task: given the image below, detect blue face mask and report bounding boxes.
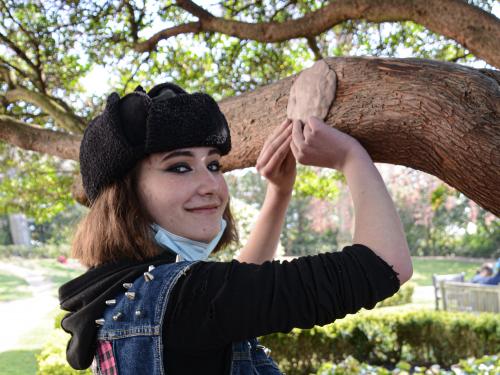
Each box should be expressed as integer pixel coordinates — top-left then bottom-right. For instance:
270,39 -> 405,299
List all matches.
150,219 -> 227,261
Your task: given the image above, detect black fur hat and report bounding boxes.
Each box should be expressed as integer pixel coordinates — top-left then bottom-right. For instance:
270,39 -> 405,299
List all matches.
79,82 -> 231,203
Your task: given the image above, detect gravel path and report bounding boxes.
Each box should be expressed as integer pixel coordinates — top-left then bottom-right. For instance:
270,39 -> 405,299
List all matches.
0,262 -> 57,353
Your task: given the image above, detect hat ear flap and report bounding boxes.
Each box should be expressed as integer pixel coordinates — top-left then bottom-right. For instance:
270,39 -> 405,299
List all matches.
105,92 -> 121,108
118,93 -> 151,147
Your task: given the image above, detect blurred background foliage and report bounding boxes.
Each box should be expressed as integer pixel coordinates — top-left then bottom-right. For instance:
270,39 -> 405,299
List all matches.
0,0 -> 498,258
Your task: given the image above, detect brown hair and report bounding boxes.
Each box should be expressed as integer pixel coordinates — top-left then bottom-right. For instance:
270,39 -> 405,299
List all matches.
72,167 -> 238,268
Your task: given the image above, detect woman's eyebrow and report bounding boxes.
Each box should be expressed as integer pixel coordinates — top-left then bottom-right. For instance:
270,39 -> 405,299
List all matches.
160,148 -> 220,163
208,149 -> 221,156
161,150 -> 193,162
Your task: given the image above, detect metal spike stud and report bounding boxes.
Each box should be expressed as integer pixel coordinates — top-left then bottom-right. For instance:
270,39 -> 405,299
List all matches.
148,265 -> 155,272
112,312 -> 123,321
123,283 -> 133,289
135,310 -> 142,317
105,299 -> 116,306
125,291 -> 136,300
95,318 -> 105,326
144,272 -> 154,282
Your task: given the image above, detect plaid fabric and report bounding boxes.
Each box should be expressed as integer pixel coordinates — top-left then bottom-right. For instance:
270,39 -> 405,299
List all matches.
95,340 -> 117,375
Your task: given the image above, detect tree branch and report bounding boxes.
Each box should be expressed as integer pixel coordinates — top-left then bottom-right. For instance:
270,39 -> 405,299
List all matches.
0,32 -> 46,91
0,32 -> 39,73
0,115 -> 80,160
134,22 -> 202,52
123,52 -> 152,92
0,63 -> 16,87
135,0 -> 500,68
0,57 -> 31,84
0,0 -> 40,53
216,57 -> 500,216
176,0 -> 214,20
306,36 -> 323,61
4,87 -> 85,133
123,0 -> 140,42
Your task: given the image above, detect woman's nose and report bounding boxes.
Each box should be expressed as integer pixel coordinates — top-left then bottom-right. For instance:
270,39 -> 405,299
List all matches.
196,169 -> 218,195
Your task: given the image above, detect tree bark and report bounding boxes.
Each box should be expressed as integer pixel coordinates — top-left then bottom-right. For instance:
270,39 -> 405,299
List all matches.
136,0 -> 500,68
3,57 -> 498,217
0,115 -> 80,160
219,57 -> 500,216
4,88 -> 85,133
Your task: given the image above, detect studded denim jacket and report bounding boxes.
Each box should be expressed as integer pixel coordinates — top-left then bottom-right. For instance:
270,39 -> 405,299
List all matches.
92,260 -> 283,375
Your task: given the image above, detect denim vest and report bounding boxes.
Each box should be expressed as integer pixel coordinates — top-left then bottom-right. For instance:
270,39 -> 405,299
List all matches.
93,260 -> 283,375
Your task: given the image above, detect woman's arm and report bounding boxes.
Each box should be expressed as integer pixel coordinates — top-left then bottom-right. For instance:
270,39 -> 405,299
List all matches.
290,116 -> 412,284
236,186 -> 292,264
343,149 -> 413,283
165,244 -> 400,349
236,119 -> 296,264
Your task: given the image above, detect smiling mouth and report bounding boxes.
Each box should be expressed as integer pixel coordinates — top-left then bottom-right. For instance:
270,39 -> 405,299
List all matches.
185,206 -> 219,213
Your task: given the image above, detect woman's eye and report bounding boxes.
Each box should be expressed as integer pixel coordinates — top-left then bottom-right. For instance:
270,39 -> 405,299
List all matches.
166,164 -> 191,173
208,161 -> 222,172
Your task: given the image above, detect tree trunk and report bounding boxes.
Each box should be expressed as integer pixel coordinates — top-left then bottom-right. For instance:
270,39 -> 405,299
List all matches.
219,57 -> 500,217
7,213 -> 31,246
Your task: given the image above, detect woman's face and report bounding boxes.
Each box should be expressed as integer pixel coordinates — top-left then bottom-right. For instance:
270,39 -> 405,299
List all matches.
136,147 -> 229,243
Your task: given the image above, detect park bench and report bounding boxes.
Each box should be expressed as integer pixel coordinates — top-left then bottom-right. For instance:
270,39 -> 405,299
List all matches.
433,273 -> 500,313
432,273 -> 465,310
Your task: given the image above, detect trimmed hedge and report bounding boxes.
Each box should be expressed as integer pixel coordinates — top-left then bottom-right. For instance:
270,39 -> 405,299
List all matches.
37,329 -> 91,375
376,282 -> 414,308
259,310 -> 500,375
317,354 -> 500,374
37,311 -> 90,375
42,310 -> 499,374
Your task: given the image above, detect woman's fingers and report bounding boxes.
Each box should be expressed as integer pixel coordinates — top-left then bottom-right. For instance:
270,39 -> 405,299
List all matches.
259,134 -> 293,177
257,121 -> 292,168
263,119 -> 291,147
291,120 -> 305,148
303,119 -> 314,140
290,137 -> 300,159
283,144 -> 296,169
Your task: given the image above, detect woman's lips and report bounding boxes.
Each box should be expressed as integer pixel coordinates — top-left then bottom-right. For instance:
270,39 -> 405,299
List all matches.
186,206 -> 219,214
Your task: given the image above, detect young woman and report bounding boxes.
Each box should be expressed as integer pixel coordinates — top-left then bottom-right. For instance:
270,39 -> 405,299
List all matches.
59,82 -> 412,375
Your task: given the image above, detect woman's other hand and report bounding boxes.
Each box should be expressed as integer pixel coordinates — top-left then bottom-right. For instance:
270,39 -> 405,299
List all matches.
290,116 -> 366,172
256,119 -> 296,196
238,119 -> 295,264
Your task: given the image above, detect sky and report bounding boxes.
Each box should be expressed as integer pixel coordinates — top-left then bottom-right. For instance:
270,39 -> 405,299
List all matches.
80,2 -> 500,96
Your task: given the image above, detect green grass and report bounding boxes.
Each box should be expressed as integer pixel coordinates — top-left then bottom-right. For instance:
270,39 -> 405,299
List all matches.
1,307 -> 63,375
4,257 -> 86,296
0,349 -> 39,375
4,257 -> 85,282
411,258 -> 483,286
0,271 -> 32,302
0,258 -> 84,374
17,307 -> 62,349
31,258 -> 86,286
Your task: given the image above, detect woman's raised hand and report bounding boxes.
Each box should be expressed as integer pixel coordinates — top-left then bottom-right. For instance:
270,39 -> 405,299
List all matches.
238,119 -> 295,264
290,116 -> 365,172
255,119 -> 296,196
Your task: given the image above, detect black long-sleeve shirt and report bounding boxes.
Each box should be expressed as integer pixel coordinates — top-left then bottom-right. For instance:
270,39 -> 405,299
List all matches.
59,244 -> 399,373
163,244 -> 400,374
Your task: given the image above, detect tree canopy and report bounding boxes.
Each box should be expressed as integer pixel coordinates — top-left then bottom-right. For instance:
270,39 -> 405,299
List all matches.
0,0 -> 499,221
